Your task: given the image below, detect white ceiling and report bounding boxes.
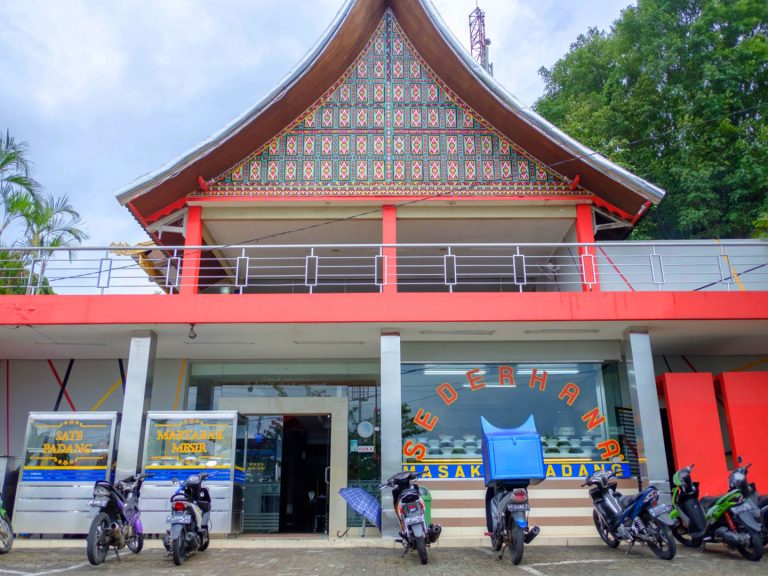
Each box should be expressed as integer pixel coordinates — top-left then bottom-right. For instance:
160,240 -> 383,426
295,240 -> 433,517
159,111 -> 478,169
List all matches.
1,319 -> 766,360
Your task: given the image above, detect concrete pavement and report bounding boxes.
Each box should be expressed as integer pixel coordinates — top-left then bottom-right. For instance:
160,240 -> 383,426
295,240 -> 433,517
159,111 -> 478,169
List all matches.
0,542 -> 765,576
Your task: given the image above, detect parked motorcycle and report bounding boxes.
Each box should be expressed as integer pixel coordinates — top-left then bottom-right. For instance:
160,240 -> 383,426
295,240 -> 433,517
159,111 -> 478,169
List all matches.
86,473 -> 146,565
0,495 -> 13,554
694,458 -> 762,560
485,481 -> 539,565
163,472 -> 211,566
380,471 -> 441,565
669,464 -> 707,547
583,469 -> 676,560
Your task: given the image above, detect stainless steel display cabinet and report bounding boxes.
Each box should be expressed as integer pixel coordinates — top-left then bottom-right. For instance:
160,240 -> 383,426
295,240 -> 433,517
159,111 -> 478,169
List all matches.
139,411 -> 246,534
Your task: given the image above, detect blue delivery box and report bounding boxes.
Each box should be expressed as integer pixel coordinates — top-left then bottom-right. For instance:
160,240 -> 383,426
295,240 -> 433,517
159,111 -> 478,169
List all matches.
481,415 -> 545,487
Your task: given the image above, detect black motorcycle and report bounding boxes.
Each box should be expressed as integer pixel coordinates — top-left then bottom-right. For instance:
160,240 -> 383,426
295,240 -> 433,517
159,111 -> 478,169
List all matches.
583,469 -> 676,560
380,471 -> 441,565
86,473 -> 146,565
163,472 -> 211,566
485,481 -> 540,565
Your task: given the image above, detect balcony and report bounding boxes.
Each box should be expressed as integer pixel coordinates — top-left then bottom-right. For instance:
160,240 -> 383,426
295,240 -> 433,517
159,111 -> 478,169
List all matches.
1,241 -> 766,296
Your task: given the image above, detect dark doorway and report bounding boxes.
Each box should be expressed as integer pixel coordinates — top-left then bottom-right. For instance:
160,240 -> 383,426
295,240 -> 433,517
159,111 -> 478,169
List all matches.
279,415 -> 331,533
243,414 -> 330,534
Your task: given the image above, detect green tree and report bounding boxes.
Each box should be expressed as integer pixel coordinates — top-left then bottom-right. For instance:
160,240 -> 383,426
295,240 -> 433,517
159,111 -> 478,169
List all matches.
535,0 -> 768,239
0,130 -> 40,244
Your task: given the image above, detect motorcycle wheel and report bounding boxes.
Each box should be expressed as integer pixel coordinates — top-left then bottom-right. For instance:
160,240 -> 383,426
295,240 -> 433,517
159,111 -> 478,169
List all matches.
490,529 -> 502,552
645,518 -> 676,560
737,526 -> 763,562
0,514 -> 13,554
672,524 -> 702,548
506,516 -> 524,566
86,512 -> 111,566
199,529 -> 210,552
592,510 -> 620,548
171,529 -> 187,566
415,535 -> 428,565
127,531 -> 144,554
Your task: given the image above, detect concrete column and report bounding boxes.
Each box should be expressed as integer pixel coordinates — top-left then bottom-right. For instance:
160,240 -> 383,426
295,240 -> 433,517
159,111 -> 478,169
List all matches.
624,330 -> 669,495
116,331 -> 157,481
380,332 -> 402,537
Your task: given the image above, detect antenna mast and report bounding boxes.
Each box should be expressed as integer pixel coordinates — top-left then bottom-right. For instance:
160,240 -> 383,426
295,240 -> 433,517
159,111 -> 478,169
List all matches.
469,5 -> 493,75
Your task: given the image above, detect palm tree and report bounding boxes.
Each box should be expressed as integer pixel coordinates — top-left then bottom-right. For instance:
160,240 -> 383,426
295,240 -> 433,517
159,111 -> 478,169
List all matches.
0,130 -> 41,245
15,194 -> 88,293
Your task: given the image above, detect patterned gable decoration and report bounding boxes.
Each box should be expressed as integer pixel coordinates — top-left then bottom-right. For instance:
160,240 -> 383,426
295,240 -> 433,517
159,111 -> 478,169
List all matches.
206,11 -> 576,198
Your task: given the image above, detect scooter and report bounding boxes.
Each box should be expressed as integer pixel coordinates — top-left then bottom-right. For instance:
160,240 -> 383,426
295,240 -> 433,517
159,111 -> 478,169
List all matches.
485,481 -> 539,565
583,469 -> 677,560
0,495 -> 13,554
380,471 -> 441,565
86,473 -> 145,565
694,458 -> 762,560
163,472 -> 211,566
669,464 -> 707,547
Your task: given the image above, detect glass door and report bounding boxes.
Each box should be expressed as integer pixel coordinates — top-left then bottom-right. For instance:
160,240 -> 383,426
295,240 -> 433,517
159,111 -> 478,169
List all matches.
243,416 -> 282,533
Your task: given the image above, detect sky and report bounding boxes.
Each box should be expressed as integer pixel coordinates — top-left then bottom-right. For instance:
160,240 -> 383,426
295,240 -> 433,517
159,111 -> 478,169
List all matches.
0,0 -> 635,246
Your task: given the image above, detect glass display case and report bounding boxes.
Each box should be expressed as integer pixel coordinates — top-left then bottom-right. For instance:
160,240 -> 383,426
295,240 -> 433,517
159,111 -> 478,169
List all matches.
13,412 -> 118,534
139,411 -> 246,534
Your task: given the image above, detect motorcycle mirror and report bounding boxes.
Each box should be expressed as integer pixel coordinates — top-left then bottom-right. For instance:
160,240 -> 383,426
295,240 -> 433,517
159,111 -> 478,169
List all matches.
738,455 -> 743,464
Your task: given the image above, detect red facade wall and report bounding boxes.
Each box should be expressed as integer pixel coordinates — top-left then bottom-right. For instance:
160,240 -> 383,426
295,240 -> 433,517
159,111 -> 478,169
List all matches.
659,373 -> 729,495
717,372 -> 768,490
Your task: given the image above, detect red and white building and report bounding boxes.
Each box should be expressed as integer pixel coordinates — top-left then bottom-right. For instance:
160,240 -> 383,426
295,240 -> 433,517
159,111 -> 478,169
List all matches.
1,0 -> 767,542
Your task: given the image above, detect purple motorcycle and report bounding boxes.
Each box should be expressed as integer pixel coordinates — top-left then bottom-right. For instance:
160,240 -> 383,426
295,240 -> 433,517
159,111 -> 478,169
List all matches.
86,473 -> 146,565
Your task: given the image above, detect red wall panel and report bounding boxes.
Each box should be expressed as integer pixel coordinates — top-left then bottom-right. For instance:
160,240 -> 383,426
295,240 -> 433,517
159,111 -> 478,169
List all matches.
718,372 -> 768,490
659,373 -> 728,495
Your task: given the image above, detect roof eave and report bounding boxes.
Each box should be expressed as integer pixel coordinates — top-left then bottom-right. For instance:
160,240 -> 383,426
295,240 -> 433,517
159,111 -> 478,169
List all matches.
115,0 -> 360,207
417,0 -> 665,205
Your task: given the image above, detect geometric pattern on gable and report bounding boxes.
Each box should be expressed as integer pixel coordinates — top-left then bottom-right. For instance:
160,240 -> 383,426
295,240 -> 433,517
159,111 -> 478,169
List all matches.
203,11 -> 581,198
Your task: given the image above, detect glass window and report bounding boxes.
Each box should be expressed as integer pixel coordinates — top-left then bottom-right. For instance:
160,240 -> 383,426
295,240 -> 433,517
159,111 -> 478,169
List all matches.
144,417 -> 234,470
401,363 -> 614,462
23,417 -> 113,470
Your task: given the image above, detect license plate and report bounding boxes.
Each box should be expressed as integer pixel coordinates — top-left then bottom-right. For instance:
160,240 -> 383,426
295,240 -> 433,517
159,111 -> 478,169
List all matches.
404,514 -> 424,525
88,499 -> 108,508
649,503 -> 672,517
166,514 -> 191,524
507,503 -> 530,512
730,503 -> 753,515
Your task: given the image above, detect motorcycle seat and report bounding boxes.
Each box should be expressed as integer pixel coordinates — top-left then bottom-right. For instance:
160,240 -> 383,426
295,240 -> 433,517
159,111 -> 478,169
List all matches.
699,496 -> 720,509
618,493 -> 643,509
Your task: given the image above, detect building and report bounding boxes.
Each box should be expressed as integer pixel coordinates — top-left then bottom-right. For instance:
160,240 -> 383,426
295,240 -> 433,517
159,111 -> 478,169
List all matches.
1,0 -> 767,543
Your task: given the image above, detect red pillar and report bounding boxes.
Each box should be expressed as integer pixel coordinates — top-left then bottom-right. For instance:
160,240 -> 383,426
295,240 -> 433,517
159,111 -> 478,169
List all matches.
180,205 -> 202,295
717,372 -> 768,488
658,373 -> 728,495
575,204 -> 600,291
382,205 -> 397,294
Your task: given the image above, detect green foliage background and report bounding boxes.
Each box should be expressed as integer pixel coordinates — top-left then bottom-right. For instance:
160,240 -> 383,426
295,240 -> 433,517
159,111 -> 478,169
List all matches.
535,0 -> 768,239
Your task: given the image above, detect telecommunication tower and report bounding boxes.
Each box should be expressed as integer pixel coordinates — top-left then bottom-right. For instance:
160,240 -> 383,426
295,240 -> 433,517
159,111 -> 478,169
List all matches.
469,5 -> 493,75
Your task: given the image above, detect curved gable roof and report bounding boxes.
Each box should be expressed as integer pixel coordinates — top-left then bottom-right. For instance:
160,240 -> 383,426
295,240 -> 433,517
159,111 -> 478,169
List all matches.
117,0 -> 664,223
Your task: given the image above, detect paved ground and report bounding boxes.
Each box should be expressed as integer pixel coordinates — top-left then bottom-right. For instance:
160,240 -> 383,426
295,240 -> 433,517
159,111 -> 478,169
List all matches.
0,544 -> 765,576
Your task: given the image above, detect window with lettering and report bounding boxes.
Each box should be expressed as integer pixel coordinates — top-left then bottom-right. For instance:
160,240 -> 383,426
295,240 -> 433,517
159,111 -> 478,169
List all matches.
145,418 -> 234,469
23,418 -> 113,469
401,363 -> 622,466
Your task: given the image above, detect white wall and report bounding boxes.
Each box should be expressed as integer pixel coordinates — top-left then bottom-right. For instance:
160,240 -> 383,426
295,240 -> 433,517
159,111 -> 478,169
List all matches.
0,359 -> 187,456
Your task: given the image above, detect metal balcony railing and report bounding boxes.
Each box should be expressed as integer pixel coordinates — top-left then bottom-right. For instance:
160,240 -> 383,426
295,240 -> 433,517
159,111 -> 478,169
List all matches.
0,241 -> 765,295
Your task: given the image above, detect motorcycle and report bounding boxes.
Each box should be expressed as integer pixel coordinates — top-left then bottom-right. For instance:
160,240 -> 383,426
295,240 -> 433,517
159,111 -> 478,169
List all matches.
380,471 -> 441,565
669,464 -> 707,548
694,458 -> 762,560
86,473 -> 146,565
583,469 -> 676,560
485,481 -> 539,565
163,472 -> 211,566
0,495 -> 13,554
